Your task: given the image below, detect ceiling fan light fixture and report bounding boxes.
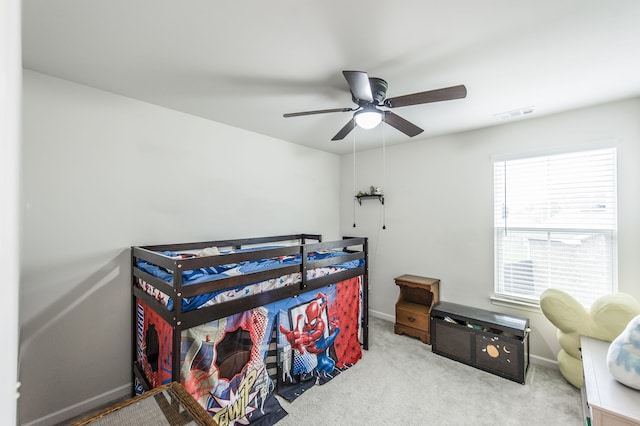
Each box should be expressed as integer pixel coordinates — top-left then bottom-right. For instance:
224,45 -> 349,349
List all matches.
283,70 -> 466,141
354,109 -> 382,129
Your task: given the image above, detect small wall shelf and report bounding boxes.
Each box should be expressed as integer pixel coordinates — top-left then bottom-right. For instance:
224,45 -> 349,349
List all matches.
355,194 -> 384,205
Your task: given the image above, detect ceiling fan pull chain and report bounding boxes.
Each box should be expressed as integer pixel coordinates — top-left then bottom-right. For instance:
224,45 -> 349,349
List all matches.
353,131 -> 357,228
382,124 -> 387,230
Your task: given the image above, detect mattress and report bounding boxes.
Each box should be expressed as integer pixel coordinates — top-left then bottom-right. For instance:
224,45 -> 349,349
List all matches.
135,247 -> 364,312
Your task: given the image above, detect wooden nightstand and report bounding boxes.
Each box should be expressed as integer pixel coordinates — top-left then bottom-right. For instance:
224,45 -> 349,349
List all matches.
394,275 -> 440,344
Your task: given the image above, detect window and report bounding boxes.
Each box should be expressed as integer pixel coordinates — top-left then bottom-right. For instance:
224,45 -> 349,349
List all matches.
493,147 -> 617,307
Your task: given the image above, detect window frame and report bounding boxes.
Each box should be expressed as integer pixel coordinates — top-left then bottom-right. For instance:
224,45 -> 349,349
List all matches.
492,146 -> 618,309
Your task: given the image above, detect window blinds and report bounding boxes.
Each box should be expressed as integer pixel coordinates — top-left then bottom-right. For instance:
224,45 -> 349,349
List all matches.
493,147 -> 617,307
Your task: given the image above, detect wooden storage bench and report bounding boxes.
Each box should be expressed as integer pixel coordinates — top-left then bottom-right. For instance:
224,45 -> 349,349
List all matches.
430,301 -> 530,384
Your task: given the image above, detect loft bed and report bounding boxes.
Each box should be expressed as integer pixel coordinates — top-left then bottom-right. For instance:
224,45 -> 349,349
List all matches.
131,233 -> 368,425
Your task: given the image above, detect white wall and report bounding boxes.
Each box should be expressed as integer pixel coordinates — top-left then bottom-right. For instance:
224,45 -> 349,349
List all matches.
19,70 -> 341,425
20,67 -> 640,423
340,97 -> 640,364
1,0 -> 21,423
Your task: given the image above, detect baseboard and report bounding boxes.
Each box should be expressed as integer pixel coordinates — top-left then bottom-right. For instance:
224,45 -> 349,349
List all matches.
369,309 -> 394,323
529,354 -> 558,370
21,383 -> 131,426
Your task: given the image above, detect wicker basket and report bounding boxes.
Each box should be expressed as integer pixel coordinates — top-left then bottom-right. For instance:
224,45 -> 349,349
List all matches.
72,382 -> 216,425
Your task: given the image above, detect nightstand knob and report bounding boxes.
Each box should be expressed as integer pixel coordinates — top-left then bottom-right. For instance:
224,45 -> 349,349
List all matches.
408,316 -> 416,322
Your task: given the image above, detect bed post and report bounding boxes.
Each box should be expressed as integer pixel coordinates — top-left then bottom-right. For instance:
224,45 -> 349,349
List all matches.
300,243 -> 309,291
172,258 -> 184,384
363,237 -> 369,350
130,248 -> 137,396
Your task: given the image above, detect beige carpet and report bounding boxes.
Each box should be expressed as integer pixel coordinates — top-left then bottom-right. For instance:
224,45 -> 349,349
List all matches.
276,315 -> 583,426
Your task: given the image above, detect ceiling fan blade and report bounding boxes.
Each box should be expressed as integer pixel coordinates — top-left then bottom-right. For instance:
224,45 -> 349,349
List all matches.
283,107 -> 354,118
342,71 -> 373,102
331,118 -> 356,141
382,111 -> 424,137
384,84 -> 467,108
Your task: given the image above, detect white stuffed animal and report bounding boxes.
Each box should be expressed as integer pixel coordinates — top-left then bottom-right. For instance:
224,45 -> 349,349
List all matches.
607,314 -> 640,390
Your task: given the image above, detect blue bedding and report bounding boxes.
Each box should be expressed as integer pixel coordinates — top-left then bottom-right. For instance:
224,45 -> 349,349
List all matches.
136,248 -> 364,312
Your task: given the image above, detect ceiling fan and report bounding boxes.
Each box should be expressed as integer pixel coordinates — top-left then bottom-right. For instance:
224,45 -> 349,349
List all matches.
283,70 -> 467,141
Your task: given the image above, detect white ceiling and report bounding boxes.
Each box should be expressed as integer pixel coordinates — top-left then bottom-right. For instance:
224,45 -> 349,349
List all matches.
21,0 -> 640,154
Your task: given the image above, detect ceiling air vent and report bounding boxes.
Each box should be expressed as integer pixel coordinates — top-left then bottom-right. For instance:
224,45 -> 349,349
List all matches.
495,106 -> 535,120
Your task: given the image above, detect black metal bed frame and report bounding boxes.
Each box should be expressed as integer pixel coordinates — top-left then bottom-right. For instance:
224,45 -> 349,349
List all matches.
130,233 -> 369,393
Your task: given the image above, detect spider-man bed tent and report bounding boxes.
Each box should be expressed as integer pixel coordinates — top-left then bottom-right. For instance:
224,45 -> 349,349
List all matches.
276,277 -> 363,401
133,234 -> 368,424
135,276 -> 363,425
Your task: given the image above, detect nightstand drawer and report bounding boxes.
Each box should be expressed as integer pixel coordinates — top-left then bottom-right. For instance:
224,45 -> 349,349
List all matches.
396,302 -> 430,330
